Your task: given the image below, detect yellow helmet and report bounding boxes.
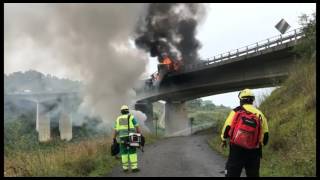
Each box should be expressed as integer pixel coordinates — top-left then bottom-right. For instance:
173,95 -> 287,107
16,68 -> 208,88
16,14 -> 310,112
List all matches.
120,105 -> 129,111
238,88 -> 254,99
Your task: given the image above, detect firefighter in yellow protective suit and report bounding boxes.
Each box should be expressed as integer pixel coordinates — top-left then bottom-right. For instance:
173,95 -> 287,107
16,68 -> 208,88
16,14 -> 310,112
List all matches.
112,105 -> 141,173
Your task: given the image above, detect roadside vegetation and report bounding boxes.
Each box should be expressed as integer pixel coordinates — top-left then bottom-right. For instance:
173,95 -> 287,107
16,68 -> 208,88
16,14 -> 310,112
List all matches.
4,110 -> 114,177
4,117 -> 159,177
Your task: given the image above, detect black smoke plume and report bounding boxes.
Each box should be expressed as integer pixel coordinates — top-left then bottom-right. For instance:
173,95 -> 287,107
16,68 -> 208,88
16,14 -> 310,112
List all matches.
135,3 -> 207,64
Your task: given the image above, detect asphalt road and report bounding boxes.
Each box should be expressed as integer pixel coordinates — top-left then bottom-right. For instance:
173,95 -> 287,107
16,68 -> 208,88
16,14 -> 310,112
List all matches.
107,135 -> 228,177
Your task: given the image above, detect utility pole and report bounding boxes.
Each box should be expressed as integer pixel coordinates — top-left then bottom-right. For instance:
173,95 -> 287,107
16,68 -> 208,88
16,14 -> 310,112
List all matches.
156,117 -> 158,137
190,117 -> 194,135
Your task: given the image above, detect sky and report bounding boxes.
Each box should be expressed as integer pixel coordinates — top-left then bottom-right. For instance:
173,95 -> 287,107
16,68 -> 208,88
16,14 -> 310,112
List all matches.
4,3 -> 316,108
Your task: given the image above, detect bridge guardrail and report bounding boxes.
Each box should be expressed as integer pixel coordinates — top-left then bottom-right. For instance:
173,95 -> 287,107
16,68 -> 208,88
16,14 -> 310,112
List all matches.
182,28 -> 304,72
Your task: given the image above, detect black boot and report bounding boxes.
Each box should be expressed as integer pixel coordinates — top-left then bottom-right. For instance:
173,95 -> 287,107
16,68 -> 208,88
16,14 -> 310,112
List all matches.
132,168 -> 140,173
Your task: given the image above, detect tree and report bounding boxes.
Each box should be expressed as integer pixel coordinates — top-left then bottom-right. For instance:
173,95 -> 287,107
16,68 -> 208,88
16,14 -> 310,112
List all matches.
186,99 -> 203,110
4,70 -> 83,93
293,12 -> 316,60
202,100 -> 216,110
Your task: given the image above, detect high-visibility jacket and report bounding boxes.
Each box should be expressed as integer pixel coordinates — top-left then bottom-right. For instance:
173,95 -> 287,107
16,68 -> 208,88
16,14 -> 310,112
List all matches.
114,114 -> 139,138
220,104 -> 269,146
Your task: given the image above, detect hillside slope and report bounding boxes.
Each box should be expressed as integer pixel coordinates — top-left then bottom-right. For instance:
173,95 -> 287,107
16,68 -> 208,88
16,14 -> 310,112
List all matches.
258,56 -> 316,176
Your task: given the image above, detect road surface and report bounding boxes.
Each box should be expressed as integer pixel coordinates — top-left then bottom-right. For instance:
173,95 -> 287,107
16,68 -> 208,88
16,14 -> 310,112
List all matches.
107,135 -> 229,177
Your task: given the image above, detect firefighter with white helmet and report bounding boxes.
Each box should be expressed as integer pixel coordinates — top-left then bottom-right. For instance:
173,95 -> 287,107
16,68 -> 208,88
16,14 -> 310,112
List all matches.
112,105 -> 142,172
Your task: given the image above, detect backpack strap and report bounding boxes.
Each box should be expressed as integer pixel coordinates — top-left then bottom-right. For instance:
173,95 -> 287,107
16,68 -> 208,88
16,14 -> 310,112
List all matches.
127,114 -> 131,136
234,105 -> 252,115
233,106 -> 243,112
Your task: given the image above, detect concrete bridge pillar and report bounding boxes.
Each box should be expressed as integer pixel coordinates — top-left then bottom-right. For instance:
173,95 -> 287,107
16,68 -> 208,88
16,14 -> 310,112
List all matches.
59,112 -> 72,141
135,101 -> 154,132
165,101 -> 190,137
36,103 -> 51,141
38,110 -> 51,142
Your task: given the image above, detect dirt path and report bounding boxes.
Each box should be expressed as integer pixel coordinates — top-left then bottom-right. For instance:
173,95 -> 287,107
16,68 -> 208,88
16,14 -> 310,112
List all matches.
107,135 -> 228,177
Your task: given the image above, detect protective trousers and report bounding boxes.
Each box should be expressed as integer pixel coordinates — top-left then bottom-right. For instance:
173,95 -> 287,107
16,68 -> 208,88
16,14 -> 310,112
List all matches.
225,144 -> 261,177
120,137 -> 138,170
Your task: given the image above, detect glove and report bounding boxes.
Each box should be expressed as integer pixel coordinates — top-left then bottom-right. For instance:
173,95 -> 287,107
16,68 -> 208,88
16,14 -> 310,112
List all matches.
141,135 -> 145,147
140,135 -> 145,152
220,140 -> 227,149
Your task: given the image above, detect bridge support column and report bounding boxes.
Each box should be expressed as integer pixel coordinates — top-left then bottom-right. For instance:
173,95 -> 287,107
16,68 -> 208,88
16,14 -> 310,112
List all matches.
38,107 -> 51,142
165,101 -> 190,137
135,101 -> 154,132
59,112 -> 72,141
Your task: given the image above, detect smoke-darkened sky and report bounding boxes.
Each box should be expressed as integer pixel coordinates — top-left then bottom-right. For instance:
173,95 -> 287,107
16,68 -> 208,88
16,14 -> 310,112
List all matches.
134,3 -> 207,64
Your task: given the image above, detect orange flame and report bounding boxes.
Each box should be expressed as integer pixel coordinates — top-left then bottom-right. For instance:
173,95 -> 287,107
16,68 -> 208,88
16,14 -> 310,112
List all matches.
162,57 -> 172,65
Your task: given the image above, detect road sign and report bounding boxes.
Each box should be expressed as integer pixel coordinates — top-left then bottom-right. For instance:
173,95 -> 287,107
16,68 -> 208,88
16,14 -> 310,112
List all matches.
275,19 -> 291,34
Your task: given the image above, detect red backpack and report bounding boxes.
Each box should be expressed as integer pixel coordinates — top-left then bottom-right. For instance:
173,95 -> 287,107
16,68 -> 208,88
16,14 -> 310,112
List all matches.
228,107 -> 262,149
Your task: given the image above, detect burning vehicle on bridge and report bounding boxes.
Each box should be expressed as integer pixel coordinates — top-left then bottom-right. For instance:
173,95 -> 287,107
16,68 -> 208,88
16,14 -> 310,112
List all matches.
145,52 -> 183,90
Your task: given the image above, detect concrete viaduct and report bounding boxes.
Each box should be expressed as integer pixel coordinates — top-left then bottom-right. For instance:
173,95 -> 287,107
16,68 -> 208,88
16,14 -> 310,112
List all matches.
134,28 -> 304,136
